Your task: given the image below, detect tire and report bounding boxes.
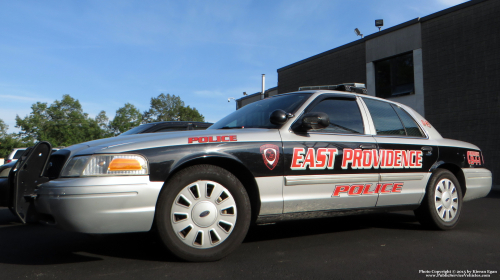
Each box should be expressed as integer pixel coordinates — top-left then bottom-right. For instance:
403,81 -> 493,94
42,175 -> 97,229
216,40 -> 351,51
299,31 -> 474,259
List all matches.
155,164 -> 251,262
414,169 -> 463,230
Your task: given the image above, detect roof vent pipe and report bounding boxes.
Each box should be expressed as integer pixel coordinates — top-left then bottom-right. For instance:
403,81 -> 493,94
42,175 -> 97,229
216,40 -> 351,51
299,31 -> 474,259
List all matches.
261,74 -> 265,100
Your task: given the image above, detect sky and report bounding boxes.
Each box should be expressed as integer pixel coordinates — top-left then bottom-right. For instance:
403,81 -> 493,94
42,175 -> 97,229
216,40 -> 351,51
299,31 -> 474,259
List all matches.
0,0 -> 467,133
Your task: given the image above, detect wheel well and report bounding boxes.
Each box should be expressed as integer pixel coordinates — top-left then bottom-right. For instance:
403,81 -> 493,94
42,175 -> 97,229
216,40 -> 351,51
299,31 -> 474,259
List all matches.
164,157 -> 261,223
436,163 -> 466,196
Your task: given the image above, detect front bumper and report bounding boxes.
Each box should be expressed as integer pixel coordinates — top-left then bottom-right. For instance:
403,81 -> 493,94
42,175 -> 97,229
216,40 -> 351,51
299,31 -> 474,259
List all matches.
34,176 -> 163,234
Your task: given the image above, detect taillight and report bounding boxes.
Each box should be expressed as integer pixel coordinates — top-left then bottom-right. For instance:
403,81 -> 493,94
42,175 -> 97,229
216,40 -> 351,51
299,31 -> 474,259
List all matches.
6,159 -> 12,164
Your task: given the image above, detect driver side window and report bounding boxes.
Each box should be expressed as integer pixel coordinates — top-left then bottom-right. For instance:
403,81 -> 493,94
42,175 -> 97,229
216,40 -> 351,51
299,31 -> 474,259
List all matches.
308,98 -> 364,134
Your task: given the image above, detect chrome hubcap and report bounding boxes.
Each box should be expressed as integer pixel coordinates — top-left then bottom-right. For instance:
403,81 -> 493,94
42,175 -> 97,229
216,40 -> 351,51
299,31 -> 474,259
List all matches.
171,180 -> 237,249
434,179 -> 459,222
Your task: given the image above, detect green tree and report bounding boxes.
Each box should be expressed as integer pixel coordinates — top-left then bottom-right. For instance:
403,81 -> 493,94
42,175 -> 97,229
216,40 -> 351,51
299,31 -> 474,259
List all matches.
15,95 -> 111,147
0,119 -> 34,159
0,119 -> 7,138
179,105 -> 204,122
142,93 -> 204,123
95,110 -> 114,138
109,103 -> 143,135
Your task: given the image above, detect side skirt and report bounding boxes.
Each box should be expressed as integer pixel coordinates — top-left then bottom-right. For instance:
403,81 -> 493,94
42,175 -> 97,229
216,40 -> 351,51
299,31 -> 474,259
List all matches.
255,204 -> 420,224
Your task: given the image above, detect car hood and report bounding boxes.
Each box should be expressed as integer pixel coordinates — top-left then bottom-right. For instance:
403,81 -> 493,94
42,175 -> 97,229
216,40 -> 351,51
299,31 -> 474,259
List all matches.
60,128 -> 279,157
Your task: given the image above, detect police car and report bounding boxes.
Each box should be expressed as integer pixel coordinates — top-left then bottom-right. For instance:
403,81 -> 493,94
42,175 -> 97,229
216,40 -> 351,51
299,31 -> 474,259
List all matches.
6,87 -> 492,262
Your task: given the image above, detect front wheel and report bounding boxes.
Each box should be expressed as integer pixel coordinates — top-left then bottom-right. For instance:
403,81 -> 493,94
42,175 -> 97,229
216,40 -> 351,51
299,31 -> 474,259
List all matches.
156,164 -> 251,262
414,169 -> 463,230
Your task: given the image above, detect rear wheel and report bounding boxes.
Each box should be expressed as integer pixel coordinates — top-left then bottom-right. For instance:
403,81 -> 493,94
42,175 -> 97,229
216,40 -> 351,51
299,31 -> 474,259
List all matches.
414,169 -> 463,230
156,164 -> 251,262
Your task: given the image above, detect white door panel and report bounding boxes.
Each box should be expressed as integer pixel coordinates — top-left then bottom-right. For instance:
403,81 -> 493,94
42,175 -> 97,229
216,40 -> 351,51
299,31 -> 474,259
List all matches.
376,172 -> 431,206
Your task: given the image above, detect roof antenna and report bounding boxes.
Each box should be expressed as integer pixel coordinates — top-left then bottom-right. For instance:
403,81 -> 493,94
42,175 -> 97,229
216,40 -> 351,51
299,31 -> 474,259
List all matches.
354,28 -> 363,38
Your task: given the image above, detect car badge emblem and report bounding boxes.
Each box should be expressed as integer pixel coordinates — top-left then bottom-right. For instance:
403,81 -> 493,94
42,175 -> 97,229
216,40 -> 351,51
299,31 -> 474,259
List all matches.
200,210 -> 210,218
260,144 -> 280,170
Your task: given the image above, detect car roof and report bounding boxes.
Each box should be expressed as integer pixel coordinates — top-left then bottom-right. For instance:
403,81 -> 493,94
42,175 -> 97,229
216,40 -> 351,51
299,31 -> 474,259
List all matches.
284,90 -> 414,108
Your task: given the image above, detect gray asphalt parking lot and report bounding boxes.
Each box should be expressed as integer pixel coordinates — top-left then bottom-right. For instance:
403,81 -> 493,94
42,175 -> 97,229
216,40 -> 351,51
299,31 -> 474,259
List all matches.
0,189 -> 499,280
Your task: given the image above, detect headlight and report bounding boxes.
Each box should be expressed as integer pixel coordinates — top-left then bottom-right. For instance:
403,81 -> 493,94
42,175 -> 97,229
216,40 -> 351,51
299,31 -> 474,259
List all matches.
61,154 -> 149,177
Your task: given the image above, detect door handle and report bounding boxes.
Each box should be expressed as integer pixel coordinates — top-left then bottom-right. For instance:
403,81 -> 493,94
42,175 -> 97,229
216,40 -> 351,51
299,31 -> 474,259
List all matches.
359,144 -> 377,149
421,146 -> 433,156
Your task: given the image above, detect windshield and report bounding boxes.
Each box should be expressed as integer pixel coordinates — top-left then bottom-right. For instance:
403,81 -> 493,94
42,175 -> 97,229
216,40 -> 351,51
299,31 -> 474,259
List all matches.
210,93 -> 310,129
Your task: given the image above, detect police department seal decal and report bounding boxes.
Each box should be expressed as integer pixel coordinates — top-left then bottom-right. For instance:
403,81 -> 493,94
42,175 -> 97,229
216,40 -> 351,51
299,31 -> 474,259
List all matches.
260,144 -> 279,170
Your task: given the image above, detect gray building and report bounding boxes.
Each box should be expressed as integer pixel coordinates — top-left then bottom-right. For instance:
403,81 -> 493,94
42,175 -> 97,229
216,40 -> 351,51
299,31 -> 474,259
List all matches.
277,0 -> 499,184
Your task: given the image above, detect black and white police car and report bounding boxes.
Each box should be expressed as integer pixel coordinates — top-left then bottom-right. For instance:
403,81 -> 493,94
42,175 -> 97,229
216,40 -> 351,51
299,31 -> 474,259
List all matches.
5,86 -> 492,262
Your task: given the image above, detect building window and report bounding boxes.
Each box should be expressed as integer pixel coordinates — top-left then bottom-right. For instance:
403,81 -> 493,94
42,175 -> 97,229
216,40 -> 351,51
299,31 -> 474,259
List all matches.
375,52 -> 414,98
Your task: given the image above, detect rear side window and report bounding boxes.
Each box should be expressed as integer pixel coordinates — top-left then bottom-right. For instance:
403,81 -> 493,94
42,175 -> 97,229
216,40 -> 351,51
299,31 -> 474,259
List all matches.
13,150 -> 26,159
391,105 -> 425,137
308,98 -> 364,134
363,98 -> 424,137
363,98 -> 405,136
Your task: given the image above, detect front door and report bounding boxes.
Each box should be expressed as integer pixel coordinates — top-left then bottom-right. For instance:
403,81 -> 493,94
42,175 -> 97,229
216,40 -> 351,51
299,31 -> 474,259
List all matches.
281,95 -> 380,213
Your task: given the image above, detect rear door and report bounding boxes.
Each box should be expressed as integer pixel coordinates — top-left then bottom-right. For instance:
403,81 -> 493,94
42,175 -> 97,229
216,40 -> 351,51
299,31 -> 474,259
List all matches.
281,94 -> 380,212
360,97 -> 438,207
10,142 -> 52,223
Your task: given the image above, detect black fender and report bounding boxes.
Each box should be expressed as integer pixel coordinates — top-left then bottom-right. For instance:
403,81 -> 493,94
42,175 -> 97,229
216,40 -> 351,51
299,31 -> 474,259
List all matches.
149,150 -> 262,223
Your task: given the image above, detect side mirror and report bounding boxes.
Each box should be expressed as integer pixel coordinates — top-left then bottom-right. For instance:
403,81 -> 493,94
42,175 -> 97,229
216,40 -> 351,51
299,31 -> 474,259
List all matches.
270,109 -> 288,125
300,112 -> 329,130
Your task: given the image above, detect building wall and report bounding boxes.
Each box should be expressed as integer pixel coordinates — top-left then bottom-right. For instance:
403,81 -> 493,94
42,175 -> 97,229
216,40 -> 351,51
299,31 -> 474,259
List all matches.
265,88 -> 278,97
277,43 -> 366,94
365,23 -> 421,62
238,94 -> 261,108
421,0 -> 500,184
365,24 -> 425,116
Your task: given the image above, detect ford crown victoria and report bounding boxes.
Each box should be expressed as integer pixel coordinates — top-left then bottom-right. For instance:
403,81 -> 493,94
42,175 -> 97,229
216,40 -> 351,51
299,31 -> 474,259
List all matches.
4,89 -> 492,262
